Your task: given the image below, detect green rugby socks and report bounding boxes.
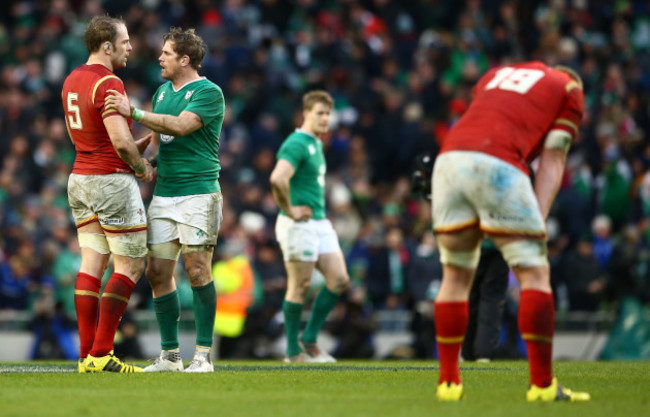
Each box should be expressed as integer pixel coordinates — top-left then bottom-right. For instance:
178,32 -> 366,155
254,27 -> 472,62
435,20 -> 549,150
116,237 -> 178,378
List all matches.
193,282 -> 217,347
302,286 -> 339,344
153,290 -> 181,350
283,300 -> 303,357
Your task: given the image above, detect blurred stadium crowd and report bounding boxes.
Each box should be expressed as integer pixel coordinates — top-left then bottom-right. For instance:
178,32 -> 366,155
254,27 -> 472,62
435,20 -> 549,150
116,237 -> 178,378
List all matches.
2,0 -> 650,359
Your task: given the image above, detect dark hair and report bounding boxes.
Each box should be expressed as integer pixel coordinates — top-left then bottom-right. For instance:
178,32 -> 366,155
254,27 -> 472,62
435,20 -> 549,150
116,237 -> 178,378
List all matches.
163,27 -> 205,70
84,16 -> 125,53
302,90 -> 334,111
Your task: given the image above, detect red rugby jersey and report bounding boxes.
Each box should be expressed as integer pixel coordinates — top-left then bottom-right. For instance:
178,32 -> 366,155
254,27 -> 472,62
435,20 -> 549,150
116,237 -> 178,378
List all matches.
440,61 -> 584,174
61,64 -> 133,175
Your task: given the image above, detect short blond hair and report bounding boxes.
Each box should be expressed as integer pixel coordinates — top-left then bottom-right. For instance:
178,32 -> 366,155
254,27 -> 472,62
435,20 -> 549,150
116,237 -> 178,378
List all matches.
302,90 -> 334,111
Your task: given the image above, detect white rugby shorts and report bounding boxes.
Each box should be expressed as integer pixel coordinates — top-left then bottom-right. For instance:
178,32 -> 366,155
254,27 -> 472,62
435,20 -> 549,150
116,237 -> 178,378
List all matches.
147,192 -> 223,246
67,173 -> 147,257
432,151 -> 546,238
275,214 -> 341,262
68,173 -> 147,232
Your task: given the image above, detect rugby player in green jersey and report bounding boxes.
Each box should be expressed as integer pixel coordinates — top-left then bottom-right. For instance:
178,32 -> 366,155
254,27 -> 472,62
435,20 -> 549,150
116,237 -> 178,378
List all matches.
270,91 -> 350,362
105,28 -> 224,372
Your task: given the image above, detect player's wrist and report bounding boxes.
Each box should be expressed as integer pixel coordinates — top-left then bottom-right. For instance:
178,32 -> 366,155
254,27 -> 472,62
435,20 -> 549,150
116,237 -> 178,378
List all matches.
133,158 -> 146,175
131,106 -> 144,122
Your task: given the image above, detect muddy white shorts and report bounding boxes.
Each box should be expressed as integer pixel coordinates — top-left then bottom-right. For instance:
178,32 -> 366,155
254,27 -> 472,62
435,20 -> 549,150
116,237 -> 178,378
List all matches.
432,151 -> 546,238
68,173 -> 147,257
147,192 -> 223,245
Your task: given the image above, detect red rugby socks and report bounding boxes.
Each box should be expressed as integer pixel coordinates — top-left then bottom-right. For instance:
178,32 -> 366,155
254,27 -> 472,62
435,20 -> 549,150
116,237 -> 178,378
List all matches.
435,301 -> 469,385
74,272 -> 101,358
89,273 -> 135,357
519,289 -> 555,387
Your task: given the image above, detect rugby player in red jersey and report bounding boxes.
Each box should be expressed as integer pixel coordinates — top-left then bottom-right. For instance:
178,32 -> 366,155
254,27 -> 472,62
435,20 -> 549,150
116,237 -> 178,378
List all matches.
431,61 -> 590,401
61,15 -> 153,373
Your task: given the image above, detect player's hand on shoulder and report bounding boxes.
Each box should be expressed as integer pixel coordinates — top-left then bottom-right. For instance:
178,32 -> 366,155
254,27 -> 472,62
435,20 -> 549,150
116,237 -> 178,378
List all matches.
135,158 -> 154,183
105,89 -> 131,118
290,206 -> 313,221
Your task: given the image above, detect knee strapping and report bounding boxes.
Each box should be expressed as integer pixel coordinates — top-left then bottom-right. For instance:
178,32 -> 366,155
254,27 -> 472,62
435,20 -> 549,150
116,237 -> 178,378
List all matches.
78,233 -> 110,255
439,246 -> 481,269
106,233 -> 148,258
148,241 -> 181,261
181,244 -> 213,254
500,240 -> 548,268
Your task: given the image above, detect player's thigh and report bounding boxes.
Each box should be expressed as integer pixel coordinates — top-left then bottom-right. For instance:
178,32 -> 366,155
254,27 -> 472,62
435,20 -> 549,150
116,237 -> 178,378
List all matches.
316,251 -> 349,292
284,260 -> 315,302
78,247 -> 110,278
284,260 -> 316,289
431,152 -> 480,234
436,227 -> 484,252
275,214 -> 319,262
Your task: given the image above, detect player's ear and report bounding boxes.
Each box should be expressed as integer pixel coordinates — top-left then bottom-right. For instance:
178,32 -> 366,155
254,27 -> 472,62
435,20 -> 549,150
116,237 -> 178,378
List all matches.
104,42 -> 111,52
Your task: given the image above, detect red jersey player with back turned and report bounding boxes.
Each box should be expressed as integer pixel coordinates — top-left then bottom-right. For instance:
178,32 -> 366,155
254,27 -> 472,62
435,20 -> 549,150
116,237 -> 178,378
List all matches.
431,61 -> 590,401
61,15 -> 153,373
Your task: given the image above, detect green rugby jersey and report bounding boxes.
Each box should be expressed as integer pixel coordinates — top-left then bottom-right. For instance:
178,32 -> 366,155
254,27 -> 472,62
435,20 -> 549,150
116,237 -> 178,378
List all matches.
152,77 -> 224,197
276,129 -> 326,220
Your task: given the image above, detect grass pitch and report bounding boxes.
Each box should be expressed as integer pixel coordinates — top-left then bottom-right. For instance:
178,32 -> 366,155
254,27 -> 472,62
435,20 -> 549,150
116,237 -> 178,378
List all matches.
0,360 -> 648,417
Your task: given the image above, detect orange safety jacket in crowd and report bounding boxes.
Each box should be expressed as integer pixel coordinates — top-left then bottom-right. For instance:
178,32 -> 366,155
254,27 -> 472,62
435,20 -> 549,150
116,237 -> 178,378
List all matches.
212,255 -> 254,337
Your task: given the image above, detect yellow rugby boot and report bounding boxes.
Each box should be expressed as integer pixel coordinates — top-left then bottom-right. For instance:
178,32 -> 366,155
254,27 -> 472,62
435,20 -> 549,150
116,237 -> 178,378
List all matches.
526,377 -> 590,402
77,358 -> 87,373
436,381 -> 464,401
85,352 -> 143,373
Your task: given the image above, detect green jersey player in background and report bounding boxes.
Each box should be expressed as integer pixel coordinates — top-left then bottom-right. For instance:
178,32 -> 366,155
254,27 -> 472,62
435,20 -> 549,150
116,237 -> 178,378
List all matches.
106,27 -> 224,372
270,90 -> 350,362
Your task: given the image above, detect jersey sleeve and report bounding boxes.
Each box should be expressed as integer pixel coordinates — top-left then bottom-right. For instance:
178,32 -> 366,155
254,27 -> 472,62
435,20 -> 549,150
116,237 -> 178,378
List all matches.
93,76 -> 125,120
551,84 -> 584,140
277,137 -> 307,169
184,85 -> 224,127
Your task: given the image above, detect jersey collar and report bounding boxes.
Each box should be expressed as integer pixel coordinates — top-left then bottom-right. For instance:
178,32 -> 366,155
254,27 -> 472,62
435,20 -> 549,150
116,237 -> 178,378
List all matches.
172,76 -> 206,93
295,128 -> 320,142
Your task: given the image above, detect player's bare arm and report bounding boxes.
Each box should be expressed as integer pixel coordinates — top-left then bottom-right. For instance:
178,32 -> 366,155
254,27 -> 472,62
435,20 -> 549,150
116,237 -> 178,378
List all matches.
533,147 -> 566,220
270,159 -> 313,221
105,89 -> 202,136
103,115 -> 154,182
